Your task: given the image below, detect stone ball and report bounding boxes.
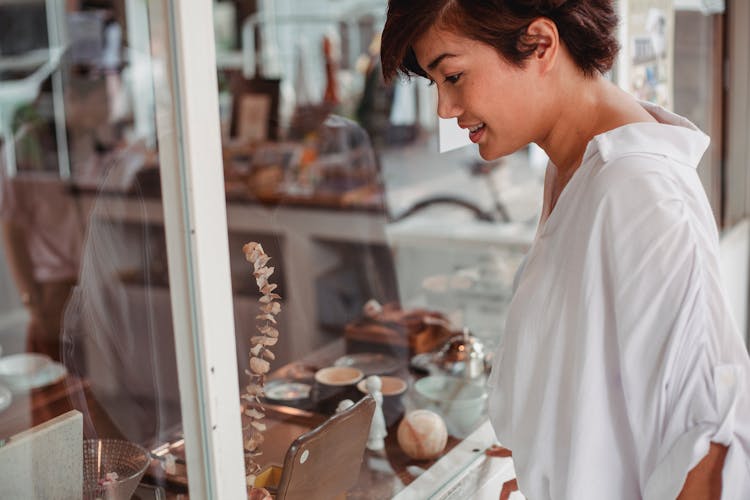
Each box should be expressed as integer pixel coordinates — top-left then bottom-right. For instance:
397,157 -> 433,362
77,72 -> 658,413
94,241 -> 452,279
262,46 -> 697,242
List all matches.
397,409 -> 448,460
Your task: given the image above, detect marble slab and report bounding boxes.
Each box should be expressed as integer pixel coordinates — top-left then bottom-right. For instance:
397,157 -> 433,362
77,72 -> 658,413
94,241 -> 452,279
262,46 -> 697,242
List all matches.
0,410 -> 83,500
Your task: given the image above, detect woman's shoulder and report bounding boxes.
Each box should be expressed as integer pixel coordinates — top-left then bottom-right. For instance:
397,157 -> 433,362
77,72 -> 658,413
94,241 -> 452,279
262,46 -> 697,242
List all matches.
584,111 -> 709,197
579,139 -> 717,246
584,150 -> 691,215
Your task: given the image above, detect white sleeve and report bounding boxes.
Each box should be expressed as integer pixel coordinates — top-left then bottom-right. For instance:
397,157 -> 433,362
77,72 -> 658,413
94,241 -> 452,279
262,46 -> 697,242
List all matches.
602,168 -> 750,499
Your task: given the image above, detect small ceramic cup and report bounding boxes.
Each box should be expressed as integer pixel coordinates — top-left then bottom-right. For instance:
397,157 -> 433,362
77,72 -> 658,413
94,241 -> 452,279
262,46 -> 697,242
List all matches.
312,366 -> 364,414
357,375 -> 408,426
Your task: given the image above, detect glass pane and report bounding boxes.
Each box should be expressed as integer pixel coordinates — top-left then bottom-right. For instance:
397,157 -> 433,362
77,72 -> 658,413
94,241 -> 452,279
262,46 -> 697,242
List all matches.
213,1 -> 531,498
0,2 -> 199,497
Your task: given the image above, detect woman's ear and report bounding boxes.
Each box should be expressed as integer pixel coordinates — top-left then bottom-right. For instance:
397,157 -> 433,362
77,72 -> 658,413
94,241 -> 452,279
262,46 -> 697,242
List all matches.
526,18 -> 559,74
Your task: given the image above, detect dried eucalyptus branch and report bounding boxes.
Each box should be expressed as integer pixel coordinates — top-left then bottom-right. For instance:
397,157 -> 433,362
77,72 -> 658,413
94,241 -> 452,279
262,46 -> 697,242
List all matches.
242,242 -> 282,492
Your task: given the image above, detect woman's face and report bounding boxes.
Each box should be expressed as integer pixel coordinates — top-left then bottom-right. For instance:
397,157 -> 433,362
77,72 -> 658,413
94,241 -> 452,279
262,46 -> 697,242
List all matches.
413,25 -> 545,160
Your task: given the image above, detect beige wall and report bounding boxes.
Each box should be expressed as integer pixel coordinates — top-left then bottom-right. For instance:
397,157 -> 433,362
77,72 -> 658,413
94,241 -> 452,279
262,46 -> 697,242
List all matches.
725,0 -> 750,227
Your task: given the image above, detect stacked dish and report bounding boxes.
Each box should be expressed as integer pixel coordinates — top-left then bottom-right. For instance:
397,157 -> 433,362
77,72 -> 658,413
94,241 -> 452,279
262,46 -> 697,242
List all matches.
0,385 -> 10,413
333,352 -> 402,376
0,353 -> 67,392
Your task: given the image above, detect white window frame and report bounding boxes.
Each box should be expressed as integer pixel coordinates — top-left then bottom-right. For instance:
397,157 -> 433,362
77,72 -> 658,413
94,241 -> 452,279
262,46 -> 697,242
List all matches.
148,0 -> 246,497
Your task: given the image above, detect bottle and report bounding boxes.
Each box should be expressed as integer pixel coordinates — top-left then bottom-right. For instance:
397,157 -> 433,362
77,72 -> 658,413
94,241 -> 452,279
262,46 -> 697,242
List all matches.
322,32 -> 340,105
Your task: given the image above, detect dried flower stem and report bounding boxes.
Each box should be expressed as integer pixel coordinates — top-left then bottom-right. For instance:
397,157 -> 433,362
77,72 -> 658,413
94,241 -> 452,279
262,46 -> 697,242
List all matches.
242,242 -> 282,489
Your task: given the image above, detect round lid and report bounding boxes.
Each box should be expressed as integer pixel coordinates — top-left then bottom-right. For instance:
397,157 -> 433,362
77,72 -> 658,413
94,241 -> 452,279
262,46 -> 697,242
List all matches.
435,328 -> 485,368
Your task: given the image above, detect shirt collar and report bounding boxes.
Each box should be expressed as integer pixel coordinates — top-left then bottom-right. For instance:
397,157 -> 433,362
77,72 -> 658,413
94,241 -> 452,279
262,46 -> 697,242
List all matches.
585,101 -> 710,167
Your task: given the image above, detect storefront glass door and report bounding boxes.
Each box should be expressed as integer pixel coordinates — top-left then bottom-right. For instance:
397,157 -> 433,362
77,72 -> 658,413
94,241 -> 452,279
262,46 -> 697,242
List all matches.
0,1 -> 245,497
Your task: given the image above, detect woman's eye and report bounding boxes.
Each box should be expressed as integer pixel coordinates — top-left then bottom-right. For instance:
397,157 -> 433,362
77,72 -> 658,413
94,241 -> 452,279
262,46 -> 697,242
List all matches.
427,79 -> 436,87
444,73 -> 462,84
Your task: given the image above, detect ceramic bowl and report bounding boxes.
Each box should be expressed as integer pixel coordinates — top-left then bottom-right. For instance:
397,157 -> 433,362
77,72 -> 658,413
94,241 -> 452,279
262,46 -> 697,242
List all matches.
413,375 -> 487,437
356,375 -> 407,397
314,366 -> 364,386
312,366 -> 364,414
358,375 -> 409,426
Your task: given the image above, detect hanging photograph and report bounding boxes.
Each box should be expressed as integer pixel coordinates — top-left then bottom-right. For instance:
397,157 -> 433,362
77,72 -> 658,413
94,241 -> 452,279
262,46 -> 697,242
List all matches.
617,0 -> 675,108
236,93 -> 271,143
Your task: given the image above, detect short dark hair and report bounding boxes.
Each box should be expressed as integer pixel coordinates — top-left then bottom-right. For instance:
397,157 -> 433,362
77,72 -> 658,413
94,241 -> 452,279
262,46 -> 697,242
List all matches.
381,0 -> 619,81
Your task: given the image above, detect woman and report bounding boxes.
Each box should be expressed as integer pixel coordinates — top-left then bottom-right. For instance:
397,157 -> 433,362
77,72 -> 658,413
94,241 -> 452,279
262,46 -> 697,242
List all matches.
381,1 -> 750,498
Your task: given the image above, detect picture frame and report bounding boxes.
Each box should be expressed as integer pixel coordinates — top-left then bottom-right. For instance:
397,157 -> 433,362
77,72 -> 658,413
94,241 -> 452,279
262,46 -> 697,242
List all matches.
229,71 -> 281,142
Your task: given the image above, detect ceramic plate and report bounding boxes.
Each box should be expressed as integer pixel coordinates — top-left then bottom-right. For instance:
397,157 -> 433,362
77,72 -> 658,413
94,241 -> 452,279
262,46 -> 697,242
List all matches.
0,361 -> 67,392
0,353 -> 51,388
264,380 -> 312,401
0,352 -> 51,377
333,352 -> 402,376
0,384 -> 11,413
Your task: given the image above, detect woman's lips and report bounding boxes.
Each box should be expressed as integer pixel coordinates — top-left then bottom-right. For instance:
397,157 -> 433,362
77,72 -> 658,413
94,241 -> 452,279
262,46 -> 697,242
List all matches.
469,124 -> 486,143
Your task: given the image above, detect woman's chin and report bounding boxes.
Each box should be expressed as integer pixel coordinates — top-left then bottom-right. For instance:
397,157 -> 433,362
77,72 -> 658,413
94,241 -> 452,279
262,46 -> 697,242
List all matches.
477,143 -> 504,161
478,139 -> 524,161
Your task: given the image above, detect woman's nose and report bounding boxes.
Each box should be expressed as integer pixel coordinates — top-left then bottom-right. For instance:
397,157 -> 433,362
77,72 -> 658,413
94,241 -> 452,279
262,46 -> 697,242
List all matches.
436,91 -> 462,119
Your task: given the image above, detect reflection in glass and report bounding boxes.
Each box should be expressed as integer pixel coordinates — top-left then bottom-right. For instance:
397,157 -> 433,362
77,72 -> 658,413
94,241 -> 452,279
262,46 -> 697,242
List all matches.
220,3 -> 534,498
0,2 -> 186,497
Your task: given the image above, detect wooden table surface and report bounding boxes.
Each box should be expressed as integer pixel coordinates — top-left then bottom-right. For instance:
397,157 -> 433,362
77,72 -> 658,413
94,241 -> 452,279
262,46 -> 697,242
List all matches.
0,343 -> 473,499
250,342 -> 465,498
0,375 -> 123,442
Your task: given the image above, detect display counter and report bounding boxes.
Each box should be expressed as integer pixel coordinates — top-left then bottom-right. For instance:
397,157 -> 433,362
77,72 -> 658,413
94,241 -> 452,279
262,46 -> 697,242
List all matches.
0,335 -> 518,499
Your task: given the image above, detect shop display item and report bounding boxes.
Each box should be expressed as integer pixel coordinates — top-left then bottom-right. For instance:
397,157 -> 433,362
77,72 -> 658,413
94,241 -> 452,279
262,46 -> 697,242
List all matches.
0,353 -> 67,392
263,379 -> 311,402
0,353 -> 50,385
82,438 -> 150,500
414,375 -> 487,438
333,352 -> 402,376
312,366 -> 364,414
253,396 -> 376,499
432,328 -> 488,379
314,366 -> 363,386
356,375 -> 407,397
344,302 -> 454,356
363,375 -> 387,451
397,409 -> 448,460
242,241 -> 283,488
357,375 -> 407,426
336,399 -> 355,413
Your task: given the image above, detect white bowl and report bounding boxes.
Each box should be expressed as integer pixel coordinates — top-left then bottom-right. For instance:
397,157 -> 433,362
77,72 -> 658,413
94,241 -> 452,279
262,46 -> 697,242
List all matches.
0,353 -> 52,388
413,375 -> 487,437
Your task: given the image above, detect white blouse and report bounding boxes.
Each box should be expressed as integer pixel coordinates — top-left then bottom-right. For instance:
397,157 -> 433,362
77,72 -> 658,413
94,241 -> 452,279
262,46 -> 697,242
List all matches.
487,102 -> 750,499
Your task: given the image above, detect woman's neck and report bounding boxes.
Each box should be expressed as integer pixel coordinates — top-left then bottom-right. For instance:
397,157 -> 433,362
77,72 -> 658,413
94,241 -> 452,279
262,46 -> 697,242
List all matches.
540,75 -> 606,170
535,73 -> 657,218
